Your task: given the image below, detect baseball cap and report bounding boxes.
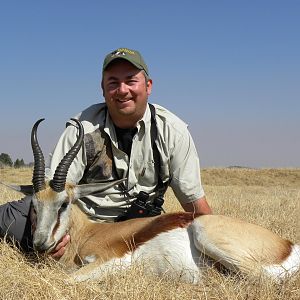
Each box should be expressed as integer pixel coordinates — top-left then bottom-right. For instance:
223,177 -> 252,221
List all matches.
102,48 -> 149,76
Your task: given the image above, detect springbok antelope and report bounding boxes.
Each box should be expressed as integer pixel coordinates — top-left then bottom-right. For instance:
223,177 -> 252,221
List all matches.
3,119 -> 300,283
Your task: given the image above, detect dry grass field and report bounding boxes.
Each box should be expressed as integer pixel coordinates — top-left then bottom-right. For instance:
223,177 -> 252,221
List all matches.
0,167 -> 299,300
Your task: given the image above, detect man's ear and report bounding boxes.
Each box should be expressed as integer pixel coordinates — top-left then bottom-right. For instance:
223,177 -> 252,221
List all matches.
146,79 -> 153,96
0,182 -> 34,196
101,79 -> 105,97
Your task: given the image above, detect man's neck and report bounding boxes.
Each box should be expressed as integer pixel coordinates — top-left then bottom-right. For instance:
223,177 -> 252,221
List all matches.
112,118 -> 139,129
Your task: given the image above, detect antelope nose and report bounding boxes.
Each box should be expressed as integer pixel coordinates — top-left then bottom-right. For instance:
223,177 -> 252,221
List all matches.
33,237 -> 55,252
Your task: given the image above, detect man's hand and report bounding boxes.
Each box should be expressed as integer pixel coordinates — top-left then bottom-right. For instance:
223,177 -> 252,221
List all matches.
50,234 -> 70,259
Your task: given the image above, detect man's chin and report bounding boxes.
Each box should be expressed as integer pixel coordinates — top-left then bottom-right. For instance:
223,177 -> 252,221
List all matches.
116,105 -> 136,115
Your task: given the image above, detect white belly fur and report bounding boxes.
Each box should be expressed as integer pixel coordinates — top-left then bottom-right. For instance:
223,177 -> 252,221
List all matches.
132,227 -> 207,284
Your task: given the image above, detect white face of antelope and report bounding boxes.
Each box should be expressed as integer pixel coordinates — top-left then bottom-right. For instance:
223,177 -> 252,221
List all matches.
31,185 -> 73,253
30,179 -> 126,253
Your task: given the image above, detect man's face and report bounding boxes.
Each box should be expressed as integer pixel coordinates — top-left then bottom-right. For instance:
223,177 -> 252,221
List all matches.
102,60 -> 152,127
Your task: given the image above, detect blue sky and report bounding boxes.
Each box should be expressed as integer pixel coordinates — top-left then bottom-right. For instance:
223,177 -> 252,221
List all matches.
1,1 -> 299,168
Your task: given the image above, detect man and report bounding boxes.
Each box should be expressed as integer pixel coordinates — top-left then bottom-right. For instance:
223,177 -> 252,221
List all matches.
0,47 -> 212,257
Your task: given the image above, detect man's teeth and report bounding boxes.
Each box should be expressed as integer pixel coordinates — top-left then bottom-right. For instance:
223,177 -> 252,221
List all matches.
117,99 -> 130,102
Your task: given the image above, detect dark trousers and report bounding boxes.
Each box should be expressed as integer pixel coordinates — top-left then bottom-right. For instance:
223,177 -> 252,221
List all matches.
0,196 -> 33,252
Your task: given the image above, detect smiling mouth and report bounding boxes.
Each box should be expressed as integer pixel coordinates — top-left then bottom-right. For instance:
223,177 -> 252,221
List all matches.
115,98 -> 132,103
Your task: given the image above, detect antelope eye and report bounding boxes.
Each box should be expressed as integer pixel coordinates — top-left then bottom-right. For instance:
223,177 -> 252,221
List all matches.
59,202 -> 69,213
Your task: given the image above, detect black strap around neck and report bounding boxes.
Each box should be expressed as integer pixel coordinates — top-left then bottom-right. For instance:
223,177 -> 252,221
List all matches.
149,104 -> 168,195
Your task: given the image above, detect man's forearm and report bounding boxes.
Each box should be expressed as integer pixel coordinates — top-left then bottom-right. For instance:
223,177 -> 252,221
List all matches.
181,196 -> 212,215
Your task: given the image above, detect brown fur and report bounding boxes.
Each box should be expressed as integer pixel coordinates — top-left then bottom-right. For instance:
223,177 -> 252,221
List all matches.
36,183 -> 75,202
65,183 -> 75,200
35,187 -> 57,202
59,205 -> 195,270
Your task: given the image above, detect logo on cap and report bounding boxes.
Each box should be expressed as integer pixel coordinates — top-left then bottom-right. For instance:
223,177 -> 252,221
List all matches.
111,48 -> 135,58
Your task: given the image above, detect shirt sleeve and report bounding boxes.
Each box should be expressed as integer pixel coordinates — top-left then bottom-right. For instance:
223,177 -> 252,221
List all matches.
46,123 -> 87,184
168,127 -> 205,204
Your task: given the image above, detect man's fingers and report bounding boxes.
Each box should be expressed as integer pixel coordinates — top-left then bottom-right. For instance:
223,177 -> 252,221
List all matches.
50,234 -> 70,259
56,234 -> 70,249
51,246 -> 66,259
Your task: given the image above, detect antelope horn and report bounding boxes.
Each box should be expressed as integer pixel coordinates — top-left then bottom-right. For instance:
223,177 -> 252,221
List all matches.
50,118 -> 84,192
31,118 -> 46,193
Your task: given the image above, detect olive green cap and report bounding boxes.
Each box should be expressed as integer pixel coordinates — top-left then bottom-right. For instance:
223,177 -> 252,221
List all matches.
102,48 -> 149,76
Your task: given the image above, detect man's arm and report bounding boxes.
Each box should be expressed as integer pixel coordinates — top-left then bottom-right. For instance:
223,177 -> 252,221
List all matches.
181,196 -> 212,215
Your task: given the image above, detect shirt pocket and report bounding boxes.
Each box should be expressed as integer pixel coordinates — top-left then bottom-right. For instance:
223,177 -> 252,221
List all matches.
137,160 -> 157,188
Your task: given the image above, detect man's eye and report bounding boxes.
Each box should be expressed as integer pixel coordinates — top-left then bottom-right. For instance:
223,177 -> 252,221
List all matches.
108,82 -> 118,88
127,80 -> 137,85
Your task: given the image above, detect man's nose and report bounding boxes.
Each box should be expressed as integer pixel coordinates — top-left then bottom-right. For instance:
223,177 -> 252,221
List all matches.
117,82 -> 129,95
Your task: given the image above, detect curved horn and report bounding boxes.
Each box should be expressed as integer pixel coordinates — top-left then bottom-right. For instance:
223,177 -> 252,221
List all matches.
50,119 -> 84,192
31,118 -> 46,193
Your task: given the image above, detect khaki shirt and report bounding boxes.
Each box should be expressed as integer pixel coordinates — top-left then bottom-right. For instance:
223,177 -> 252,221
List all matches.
46,103 -> 205,220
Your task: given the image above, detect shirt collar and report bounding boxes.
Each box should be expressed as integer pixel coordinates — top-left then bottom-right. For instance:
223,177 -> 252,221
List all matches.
137,103 -> 151,130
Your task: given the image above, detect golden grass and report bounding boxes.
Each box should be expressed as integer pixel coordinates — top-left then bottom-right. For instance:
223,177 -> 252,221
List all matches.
0,167 -> 299,299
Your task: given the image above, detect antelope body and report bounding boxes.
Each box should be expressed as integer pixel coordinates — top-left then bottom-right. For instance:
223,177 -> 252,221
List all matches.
32,184 -> 300,283
4,119 -> 300,283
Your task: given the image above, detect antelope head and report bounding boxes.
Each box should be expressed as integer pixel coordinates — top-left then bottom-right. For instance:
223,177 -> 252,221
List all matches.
3,119 -> 124,253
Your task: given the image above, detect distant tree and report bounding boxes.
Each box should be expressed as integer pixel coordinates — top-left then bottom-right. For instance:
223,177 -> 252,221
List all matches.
20,158 -> 25,167
14,158 -> 26,168
14,158 -> 20,168
0,153 -> 13,167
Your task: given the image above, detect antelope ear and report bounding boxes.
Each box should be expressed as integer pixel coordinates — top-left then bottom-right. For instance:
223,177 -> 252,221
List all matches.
0,182 -> 34,196
73,178 -> 126,199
